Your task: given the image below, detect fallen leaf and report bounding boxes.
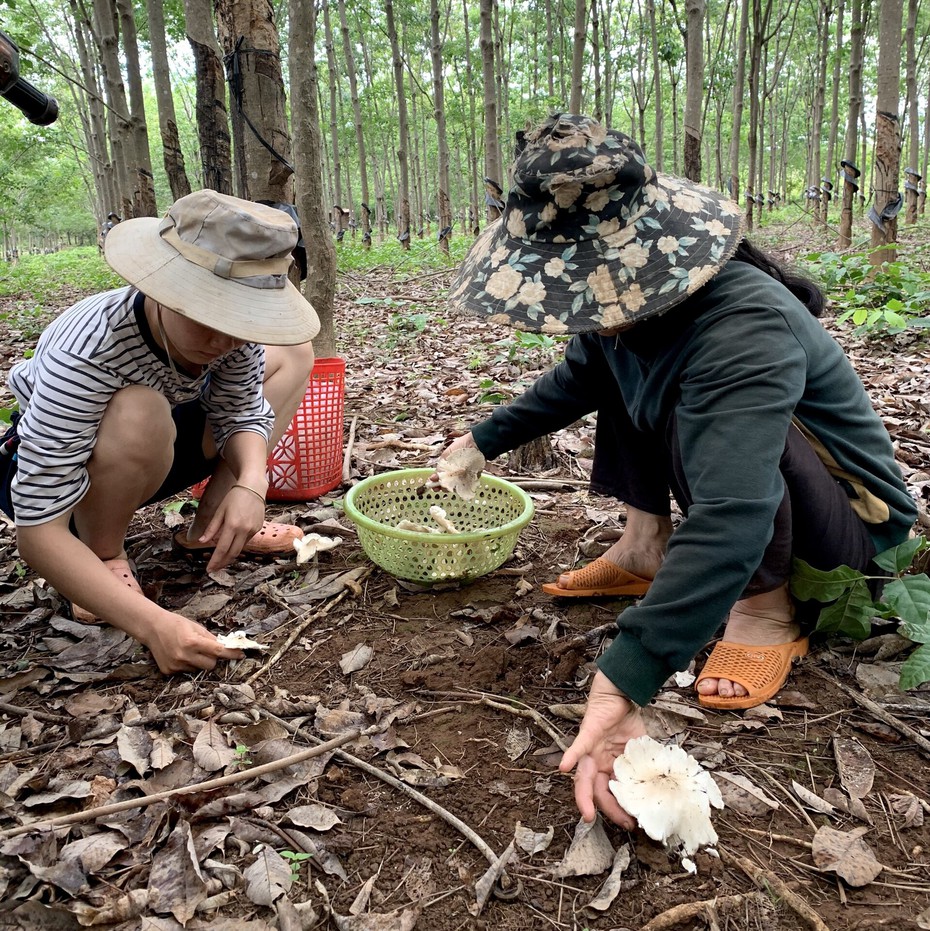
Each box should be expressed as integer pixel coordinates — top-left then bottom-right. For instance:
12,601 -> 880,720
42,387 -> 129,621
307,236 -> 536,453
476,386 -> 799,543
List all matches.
243,846 -> 294,906
791,780 -> 836,816
147,820 -> 208,924
504,725 -> 532,761
514,822 -> 554,855
552,816 -> 615,877
584,844 -> 632,913
811,825 -> 882,887
833,736 -> 875,799
339,644 -> 373,675
116,724 -> 153,776
888,792 -> 925,828
333,907 -> 421,930
178,591 -> 232,621
713,771 -> 780,815
192,720 -> 235,772
547,703 -> 586,722
288,804 -> 343,831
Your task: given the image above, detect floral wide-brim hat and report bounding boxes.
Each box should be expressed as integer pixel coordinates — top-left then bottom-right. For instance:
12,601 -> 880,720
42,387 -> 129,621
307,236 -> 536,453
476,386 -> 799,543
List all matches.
449,114 -> 744,334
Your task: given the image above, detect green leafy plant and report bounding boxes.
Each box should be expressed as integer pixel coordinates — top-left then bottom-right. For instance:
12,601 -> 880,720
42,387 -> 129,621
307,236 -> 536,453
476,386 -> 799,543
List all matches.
492,329 -> 567,367
279,849 -> 312,881
476,377 -> 508,404
232,743 -> 252,768
791,536 -> 930,689
801,250 -> 930,336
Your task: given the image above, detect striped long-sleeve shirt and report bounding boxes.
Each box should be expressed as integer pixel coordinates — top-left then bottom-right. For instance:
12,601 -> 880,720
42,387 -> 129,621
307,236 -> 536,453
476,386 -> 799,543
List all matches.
7,286 -> 274,526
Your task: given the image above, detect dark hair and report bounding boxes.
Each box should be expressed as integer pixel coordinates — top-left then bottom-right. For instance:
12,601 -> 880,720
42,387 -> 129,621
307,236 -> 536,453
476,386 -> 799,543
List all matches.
730,239 -> 825,318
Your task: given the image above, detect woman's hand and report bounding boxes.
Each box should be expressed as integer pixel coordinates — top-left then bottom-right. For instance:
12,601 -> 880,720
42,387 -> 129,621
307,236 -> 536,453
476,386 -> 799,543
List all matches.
198,483 -> 267,572
559,670 -> 648,827
427,431 -> 479,485
142,610 -> 244,673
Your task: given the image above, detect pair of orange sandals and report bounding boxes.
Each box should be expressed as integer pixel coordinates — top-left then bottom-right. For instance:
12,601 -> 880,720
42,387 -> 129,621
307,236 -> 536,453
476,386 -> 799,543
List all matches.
82,530 -> 805,710
541,555 -> 808,712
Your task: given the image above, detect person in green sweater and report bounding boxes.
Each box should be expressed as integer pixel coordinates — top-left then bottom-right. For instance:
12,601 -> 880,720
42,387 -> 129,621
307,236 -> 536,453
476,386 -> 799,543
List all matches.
443,114 -> 917,827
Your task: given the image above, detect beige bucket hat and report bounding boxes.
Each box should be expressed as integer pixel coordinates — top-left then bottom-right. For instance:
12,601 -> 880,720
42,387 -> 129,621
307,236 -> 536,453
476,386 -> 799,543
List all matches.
449,113 -> 744,334
105,190 -> 320,346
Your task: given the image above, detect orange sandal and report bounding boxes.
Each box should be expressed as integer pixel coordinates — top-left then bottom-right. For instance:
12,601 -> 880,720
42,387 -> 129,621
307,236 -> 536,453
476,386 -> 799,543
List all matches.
695,635 -> 809,710
71,557 -> 143,624
541,556 -> 652,598
174,521 -> 304,561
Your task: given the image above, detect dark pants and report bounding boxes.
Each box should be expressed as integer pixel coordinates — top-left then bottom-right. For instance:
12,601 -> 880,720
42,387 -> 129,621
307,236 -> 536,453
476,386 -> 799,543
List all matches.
589,404 -> 877,601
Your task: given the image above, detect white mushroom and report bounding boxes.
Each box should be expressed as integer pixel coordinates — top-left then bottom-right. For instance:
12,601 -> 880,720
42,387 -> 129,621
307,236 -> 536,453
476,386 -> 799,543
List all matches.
429,505 -> 460,534
431,447 -> 486,500
396,519 -> 440,534
216,630 -> 269,651
608,735 -> 724,865
293,533 -> 343,564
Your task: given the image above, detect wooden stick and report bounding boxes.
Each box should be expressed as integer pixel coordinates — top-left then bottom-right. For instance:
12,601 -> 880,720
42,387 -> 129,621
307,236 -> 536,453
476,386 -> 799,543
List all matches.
477,696 -> 569,751
809,667 -> 930,757
640,892 -> 767,931
0,701 -> 70,724
0,729 -> 362,840
720,847 -> 831,931
245,588 -> 350,685
342,415 -> 358,482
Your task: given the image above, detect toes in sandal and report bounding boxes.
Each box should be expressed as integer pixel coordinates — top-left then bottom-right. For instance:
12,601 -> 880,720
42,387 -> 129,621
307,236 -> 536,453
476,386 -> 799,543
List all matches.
541,556 -> 652,598
174,521 -> 304,561
71,557 -> 143,625
695,635 -> 809,711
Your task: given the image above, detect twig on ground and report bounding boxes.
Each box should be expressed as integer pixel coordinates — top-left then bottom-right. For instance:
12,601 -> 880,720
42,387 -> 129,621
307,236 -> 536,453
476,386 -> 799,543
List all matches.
342,415 -> 358,482
720,847 -> 831,931
0,701 -> 70,724
639,891 -> 768,930
503,477 -> 590,490
244,588 -> 350,685
0,729 -> 362,840
809,666 -> 930,757
256,704 -> 521,899
476,695 -> 570,751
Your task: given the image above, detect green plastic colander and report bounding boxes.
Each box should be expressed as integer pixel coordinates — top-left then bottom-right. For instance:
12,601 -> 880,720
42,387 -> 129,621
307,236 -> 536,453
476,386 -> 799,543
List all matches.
344,468 -> 534,583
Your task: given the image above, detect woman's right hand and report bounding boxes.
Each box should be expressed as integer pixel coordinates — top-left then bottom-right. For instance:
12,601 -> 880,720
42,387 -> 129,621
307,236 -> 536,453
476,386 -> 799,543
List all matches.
143,610 -> 244,674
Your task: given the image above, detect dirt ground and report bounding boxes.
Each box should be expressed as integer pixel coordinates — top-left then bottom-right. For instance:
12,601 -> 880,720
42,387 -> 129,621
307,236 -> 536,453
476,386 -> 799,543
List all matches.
1,258 -> 930,930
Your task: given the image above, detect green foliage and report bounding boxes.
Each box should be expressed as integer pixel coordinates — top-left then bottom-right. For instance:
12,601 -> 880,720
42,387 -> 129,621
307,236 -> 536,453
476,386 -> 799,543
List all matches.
491,330 -> 568,367
279,849 -> 312,881
0,248 -> 120,301
801,250 -> 930,335
336,235 -> 470,278
791,537 -> 930,689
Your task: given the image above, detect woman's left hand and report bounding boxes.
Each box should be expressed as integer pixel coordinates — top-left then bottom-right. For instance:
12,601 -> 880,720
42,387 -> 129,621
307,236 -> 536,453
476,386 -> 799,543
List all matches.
199,483 -> 266,571
559,670 -> 648,828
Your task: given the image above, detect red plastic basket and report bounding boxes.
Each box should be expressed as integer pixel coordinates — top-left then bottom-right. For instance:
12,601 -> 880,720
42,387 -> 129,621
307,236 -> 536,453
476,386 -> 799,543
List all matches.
190,356 -> 345,503
266,356 -> 345,501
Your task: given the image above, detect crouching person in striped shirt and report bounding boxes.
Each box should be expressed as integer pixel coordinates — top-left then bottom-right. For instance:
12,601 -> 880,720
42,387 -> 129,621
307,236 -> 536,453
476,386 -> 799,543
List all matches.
0,190 -> 321,674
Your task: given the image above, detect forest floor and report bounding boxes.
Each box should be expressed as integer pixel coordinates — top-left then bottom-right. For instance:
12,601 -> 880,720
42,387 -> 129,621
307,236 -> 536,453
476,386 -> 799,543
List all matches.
2,224 -> 930,930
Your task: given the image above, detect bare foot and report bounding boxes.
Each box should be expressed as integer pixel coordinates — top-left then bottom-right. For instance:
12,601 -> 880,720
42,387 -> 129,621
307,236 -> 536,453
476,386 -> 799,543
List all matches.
696,584 -> 800,700
559,506 -> 672,587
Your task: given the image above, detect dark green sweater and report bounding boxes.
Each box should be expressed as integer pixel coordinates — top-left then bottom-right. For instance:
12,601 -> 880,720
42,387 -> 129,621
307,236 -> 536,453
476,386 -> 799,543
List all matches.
471,261 -> 917,705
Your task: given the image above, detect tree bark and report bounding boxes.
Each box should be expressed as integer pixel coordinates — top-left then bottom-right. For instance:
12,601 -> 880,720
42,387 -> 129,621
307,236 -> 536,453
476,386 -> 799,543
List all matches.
480,0 -> 502,221
184,0 -> 233,195
570,0 -> 586,113
323,1 -> 342,214
728,0 -> 749,203
215,0 -> 293,203
869,0 -> 903,262
289,0 -> 338,359
89,0 -> 134,219
337,0 -> 371,246
904,0 -> 919,223
430,0 -> 453,254
808,0 -> 830,224
648,0 -> 664,170
115,0 -> 157,216
838,0 -> 864,246
683,0 -> 704,182
145,0 -> 192,201
825,0 -> 845,219
385,0 -> 412,248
